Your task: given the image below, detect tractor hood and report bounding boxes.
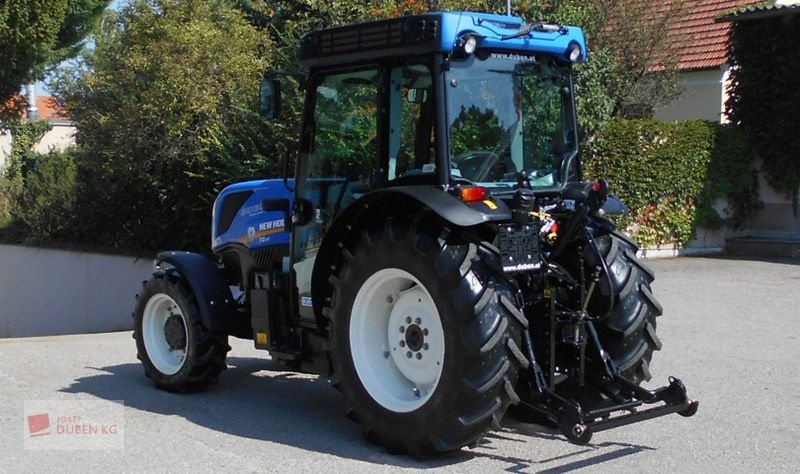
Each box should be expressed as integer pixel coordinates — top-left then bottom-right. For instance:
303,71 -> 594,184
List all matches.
211,179 -> 293,251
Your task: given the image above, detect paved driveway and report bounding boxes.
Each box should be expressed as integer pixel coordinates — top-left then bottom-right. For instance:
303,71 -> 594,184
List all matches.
1,256 -> 799,473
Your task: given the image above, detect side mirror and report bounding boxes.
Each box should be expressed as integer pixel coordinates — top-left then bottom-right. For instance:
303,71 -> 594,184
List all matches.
260,78 -> 281,119
406,88 -> 428,104
293,198 -> 315,227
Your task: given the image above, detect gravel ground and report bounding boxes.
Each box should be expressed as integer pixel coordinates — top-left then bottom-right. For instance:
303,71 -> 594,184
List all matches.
1,256 -> 799,473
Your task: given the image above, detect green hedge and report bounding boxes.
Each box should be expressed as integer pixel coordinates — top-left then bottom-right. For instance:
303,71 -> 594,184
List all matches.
585,118 -> 759,248
0,121 -> 81,247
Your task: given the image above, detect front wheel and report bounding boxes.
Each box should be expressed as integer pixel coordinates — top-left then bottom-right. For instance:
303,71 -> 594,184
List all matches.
133,271 -> 229,392
325,217 -> 526,456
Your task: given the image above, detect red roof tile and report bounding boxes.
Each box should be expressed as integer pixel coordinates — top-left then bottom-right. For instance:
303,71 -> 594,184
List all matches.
0,95 -> 68,121
33,96 -> 67,121
667,0 -> 764,71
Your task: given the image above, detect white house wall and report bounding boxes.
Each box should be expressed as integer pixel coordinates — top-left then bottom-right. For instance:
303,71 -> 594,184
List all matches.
0,122 -> 76,174
0,129 -> 11,172
655,68 -> 727,122
34,122 -> 75,154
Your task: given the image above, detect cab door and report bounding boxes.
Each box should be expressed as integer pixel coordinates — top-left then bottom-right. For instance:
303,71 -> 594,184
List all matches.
292,68 -> 381,320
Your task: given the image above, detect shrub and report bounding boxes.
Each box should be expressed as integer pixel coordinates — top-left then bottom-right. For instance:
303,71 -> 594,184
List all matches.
15,151 -> 79,238
52,0 -> 272,252
585,118 -> 759,247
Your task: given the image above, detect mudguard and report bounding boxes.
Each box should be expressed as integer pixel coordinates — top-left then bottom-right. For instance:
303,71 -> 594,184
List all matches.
156,251 -> 235,332
387,185 -> 512,225
309,186 -> 510,326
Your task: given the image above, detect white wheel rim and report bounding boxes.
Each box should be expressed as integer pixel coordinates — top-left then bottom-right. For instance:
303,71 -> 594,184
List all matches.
350,268 -> 445,413
142,293 -> 188,375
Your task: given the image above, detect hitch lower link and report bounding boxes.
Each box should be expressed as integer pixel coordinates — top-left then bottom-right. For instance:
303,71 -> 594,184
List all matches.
520,330 -> 699,445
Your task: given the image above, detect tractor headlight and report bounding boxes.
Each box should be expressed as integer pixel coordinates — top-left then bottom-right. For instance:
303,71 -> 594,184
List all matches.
456,34 -> 478,57
567,42 -> 582,62
463,35 -> 477,55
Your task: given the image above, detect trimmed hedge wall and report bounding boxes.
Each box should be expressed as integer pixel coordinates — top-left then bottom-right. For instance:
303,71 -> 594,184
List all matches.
585,118 -> 759,248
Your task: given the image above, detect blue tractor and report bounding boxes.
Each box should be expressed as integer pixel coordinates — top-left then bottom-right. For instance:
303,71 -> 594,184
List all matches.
133,12 -> 697,455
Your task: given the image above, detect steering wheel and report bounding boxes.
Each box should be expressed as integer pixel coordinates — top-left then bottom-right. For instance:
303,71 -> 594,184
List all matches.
454,151 -> 500,182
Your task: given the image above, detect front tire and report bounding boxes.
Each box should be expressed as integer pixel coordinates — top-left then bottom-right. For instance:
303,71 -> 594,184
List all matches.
325,217 -> 526,456
134,270 -> 230,392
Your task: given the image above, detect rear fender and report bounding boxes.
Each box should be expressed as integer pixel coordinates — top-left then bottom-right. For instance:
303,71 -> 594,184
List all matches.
156,251 -> 235,332
309,187 -> 509,328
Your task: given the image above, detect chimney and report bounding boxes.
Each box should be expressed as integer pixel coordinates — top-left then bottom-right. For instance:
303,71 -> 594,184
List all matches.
26,83 -> 38,120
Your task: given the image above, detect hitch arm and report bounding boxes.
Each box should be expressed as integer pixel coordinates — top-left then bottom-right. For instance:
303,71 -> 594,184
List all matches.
519,322 -> 699,445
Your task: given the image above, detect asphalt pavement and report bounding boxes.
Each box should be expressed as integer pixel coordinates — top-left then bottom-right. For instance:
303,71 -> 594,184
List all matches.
1,256 -> 799,473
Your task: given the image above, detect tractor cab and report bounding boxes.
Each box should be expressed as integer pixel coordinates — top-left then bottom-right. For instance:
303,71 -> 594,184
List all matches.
267,12 -> 588,321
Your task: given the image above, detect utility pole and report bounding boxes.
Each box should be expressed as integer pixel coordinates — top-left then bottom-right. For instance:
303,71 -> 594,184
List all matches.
507,0 -> 512,15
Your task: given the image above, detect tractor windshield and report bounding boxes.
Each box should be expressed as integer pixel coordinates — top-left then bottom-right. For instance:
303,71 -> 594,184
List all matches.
446,53 -> 577,190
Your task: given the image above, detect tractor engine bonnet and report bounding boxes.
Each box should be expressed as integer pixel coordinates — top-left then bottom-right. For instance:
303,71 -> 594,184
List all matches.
211,179 -> 293,252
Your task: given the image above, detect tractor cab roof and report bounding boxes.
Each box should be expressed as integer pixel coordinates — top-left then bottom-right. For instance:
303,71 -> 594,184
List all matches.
299,11 -> 587,68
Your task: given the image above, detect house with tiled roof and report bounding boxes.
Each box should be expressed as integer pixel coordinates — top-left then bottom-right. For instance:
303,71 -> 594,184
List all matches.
654,0 -> 763,122
0,85 -> 75,172
660,0 -> 800,254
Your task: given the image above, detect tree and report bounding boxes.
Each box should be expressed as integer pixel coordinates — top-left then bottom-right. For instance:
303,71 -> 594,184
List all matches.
0,0 -> 109,109
53,0 -> 271,251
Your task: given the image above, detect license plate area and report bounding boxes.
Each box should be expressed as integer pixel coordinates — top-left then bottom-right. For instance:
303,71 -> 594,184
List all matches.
498,224 -> 540,273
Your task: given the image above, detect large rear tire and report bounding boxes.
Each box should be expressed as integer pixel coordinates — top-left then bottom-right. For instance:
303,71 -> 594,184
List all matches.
587,231 -> 663,383
325,217 -> 526,456
134,270 -> 230,392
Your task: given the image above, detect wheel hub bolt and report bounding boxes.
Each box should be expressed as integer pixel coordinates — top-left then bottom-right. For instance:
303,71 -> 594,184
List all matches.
406,351 -> 412,358
399,326 -> 405,333
399,340 -> 406,347
415,317 -> 421,324
423,343 -> 429,351
405,316 -> 411,324
416,353 -> 422,360
423,328 -> 428,336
